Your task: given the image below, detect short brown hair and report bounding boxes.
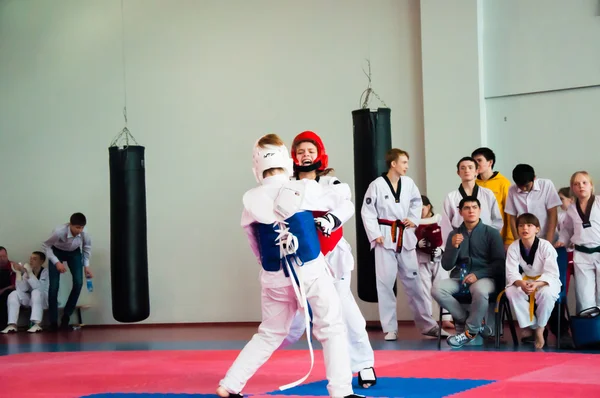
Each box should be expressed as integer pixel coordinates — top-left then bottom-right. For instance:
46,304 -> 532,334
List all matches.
32,251 -> 46,262
558,187 -> 572,198
516,213 -> 540,228
257,134 -> 284,148
385,148 -> 409,169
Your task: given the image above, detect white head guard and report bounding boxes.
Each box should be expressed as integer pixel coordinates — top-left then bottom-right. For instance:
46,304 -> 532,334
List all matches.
252,138 -> 294,183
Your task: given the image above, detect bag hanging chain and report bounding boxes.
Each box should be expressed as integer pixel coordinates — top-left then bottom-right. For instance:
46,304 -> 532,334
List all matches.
359,59 -> 388,109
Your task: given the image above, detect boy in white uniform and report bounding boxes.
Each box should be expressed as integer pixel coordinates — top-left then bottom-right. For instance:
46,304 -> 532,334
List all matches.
505,213 -> 561,349
216,134 -> 360,398
557,171 -> 600,314
361,149 -> 439,341
441,157 -> 503,244
281,131 -> 376,388
1,251 -> 49,333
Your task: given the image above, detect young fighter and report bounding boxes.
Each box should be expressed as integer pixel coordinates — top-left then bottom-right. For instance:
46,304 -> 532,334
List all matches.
472,147 -> 514,249
216,134 -> 360,398
504,213 -> 561,349
281,131 -> 376,388
1,251 -> 49,334
441,157 -> 503,244
557,171 -> 600,314
361,149 -> 440,340
416,195 -> 452,332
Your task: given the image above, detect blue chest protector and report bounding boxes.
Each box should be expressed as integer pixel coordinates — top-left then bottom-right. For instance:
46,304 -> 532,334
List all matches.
253,211 -> 321,275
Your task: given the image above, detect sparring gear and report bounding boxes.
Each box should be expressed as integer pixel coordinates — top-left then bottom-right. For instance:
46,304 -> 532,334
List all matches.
313,211 -> 343,256
281,175 -> 375,378
252,140 -> 294,183
254,212 -> 321,274
291,131 -> 329,173
315,213 -> 340,238
358,367 -> 377,388
221,175 -> 356,398
416,222 -> 443,256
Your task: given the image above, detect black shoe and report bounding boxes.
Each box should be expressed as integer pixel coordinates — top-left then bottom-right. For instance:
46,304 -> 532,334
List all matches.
59,317 -> 71,331
344,395 -> 366,398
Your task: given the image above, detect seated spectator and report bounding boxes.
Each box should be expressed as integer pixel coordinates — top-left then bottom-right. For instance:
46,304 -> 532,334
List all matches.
432,197 -> 505,348
2,251 -> 49,333
504,213 -> 560,349
0,247 -> 16,329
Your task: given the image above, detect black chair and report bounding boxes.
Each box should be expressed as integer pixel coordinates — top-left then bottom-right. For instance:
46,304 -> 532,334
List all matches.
437,291 -> 518,349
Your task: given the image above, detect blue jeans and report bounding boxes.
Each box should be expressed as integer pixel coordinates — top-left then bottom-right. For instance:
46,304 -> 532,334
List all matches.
48,247 -> 83,325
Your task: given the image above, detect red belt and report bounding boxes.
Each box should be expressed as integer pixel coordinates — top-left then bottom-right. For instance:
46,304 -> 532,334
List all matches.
378,219 -> 405,252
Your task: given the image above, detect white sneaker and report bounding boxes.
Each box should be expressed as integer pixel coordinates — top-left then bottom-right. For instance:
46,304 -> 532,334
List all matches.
1,325 -> 17,334
27,324 -> 43,333
384,331 -> 398,341
423,326 -> 450,337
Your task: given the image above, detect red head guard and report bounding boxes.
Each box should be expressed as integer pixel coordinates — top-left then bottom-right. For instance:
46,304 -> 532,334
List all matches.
291,131 -> 329,172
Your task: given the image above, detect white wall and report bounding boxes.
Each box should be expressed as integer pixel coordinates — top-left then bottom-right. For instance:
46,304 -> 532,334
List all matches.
420,0 -> 486,212
484,0 -> 600,184
487,87 -> 600,186
483,0 -> 600,313
484,0 -> 600,98
0,0 -> 426,324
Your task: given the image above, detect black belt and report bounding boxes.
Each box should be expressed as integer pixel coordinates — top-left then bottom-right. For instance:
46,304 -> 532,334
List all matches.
574,245 -> 600,254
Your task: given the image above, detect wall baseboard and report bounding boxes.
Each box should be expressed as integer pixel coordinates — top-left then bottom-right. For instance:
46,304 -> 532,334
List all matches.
82,320 -> 519,329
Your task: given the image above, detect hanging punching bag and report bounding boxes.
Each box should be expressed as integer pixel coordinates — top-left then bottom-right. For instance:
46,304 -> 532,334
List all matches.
352,108 -> 394,303
109,145 -> 150,322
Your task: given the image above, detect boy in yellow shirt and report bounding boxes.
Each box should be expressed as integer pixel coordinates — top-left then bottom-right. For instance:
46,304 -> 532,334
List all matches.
472,147 -> 514,250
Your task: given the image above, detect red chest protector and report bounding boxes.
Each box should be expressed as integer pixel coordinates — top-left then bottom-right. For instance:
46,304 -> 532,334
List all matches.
415,223 -> 443,255
312,210 -> 343,255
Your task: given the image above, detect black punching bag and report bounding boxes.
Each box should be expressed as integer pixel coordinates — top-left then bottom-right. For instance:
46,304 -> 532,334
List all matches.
352,108 -> 393,303
109,145 -> 150,322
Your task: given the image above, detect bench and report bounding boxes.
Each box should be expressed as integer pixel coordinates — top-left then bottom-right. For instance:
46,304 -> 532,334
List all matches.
18,304 -> 91,328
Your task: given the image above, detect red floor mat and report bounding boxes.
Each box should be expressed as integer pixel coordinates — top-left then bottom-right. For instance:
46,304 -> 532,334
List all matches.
0,350 -> 599,397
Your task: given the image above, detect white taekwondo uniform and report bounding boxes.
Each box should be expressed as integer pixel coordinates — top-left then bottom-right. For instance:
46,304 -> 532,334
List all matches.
219,174 -> 355,398
504,237 -> 561,329
283,175 -> 375,375
361,175 -> 437,334
6,266 -> 49,326
558,195 -> 600,313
